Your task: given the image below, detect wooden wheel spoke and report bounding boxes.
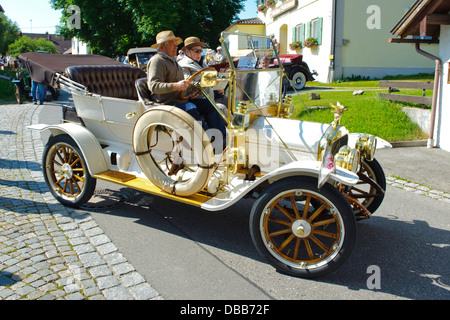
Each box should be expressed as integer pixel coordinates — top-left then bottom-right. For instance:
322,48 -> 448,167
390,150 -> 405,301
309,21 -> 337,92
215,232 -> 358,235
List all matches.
268,217 -> 291,227
312,218 -> 336,227
63,179 -> 69,193
55,176 -> 65,185
71,177 -> 82,193
70,157 -> 81,167
269,228 -> 291,238
303,238 -> 314,260
293,238 -> 301,260
289,196 -> 300,219
278,233 -> 296,252
73,174 -> 85,183
68,179 -> 74,195
55,150 -> 65,164
302,196 -> 310,219
67,150 -> 74,164
309,235 -> 329,253
313,229 -> 337,239
308,204 -> 327,222
53,160 -> 63,167
274,203 -> 294,221
349,186 -> 371,196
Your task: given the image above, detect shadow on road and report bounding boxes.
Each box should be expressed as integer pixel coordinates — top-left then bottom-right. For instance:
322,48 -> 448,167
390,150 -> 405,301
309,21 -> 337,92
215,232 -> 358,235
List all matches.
83,187 -> 450,300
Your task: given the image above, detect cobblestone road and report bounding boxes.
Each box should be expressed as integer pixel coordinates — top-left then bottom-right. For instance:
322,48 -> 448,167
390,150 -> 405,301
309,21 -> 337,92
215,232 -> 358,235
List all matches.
0,102 -> 162,300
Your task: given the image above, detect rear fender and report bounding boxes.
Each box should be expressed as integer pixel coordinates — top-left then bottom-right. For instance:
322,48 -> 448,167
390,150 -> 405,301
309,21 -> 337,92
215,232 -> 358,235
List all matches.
27,123 -> 109,175
290,65 -> 315,81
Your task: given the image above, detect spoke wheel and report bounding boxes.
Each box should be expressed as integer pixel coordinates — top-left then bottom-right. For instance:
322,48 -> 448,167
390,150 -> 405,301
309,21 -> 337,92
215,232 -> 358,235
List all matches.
250,177 -> 356,278
42,135 -> 96,207
133,106 -> 215,197
347,158 -> 386,217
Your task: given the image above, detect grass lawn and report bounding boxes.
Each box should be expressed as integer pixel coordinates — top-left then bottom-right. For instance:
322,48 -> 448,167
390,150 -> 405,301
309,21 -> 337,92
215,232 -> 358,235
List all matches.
291,74 -> 433,141
0,79 -> 17,103
0,70 -> 18,103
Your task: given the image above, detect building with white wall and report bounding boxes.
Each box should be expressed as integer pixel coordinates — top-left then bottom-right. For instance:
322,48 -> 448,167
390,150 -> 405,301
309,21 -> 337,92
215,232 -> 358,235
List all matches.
256,0 -> 439,82
71,38 -> 90,55
390,0 -> 450,151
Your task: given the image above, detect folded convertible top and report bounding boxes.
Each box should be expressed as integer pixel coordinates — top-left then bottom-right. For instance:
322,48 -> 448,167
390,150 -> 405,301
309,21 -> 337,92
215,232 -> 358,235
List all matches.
18,52 -> 124,85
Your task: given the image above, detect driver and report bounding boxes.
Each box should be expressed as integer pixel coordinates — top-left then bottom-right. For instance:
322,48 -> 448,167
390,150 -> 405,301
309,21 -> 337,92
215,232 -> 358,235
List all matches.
147,31 -> 205,131
147,31 -> 225,143
178,36 -> 227,142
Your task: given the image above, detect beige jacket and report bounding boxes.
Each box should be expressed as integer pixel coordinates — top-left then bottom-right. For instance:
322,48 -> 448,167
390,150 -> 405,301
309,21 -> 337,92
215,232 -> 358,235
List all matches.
178,55 -> 213,98
147,53 -> 185,105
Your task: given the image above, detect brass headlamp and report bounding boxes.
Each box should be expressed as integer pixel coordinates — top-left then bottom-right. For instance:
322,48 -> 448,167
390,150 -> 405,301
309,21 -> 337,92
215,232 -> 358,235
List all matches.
335,145 -> 361,173
279,95 -> 294,118
355,134 -> 377,161
232,101 -> 250,129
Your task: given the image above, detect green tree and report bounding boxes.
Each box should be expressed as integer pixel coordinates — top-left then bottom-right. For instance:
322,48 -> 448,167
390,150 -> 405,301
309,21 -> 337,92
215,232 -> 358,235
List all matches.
52,0 -> 140,56
0,13 -> 20,55
51,0 -> 244,57
7,37 -> 59,57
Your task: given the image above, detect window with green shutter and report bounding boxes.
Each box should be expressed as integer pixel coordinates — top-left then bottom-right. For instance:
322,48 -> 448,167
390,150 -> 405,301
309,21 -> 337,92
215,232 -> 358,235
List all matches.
299,24 -> 305,42
311,17 -> 323,45
293,24 -> 305,42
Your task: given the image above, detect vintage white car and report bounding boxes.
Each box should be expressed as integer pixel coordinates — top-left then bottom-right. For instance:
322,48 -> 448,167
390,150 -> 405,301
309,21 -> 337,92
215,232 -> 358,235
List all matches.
23,32 -> 390,278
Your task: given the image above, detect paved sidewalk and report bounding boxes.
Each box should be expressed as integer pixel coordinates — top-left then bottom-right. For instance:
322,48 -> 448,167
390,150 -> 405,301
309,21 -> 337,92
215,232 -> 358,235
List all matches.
0,102 -> 162,300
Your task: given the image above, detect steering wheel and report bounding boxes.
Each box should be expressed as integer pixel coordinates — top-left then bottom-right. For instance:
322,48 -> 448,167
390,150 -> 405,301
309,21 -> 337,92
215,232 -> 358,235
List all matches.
178,67 -> 215,100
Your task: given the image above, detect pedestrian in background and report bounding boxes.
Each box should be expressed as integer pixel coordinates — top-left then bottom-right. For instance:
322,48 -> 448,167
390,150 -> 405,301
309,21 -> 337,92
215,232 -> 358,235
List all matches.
31,80 -> 45,105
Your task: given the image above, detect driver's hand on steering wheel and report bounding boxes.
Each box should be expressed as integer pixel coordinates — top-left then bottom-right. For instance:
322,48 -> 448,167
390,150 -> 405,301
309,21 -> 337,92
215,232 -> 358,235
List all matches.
173,79 -> 190,91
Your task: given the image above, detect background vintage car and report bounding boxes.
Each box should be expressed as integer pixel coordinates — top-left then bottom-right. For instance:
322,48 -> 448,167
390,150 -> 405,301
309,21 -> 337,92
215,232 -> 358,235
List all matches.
125,47 -> 157,70
275,53 -> 317,90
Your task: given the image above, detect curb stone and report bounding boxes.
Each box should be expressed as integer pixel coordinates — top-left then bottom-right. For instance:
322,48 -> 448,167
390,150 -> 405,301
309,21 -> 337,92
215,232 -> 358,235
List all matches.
0,102 -> 162,300
386,175 -> 450,203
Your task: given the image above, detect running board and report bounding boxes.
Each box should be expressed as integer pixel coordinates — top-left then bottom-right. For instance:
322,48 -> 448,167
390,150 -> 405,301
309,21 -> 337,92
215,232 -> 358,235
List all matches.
93,170 -> 212,207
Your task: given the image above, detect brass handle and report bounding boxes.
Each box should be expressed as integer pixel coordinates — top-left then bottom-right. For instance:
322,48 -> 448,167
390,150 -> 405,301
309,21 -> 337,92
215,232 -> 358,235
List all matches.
126,112 -> 136,120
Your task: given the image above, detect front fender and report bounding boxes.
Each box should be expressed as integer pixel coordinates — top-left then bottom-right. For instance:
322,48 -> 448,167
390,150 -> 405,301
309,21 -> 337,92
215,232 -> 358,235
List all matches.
201,160 -> 359,211
27,123 -> 109,175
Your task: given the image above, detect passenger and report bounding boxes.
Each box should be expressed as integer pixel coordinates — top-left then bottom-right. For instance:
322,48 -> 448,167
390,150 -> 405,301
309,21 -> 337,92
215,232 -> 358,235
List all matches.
257,57 -> 278,106
178,36 -> 227,140
215,46 -> 226,64
259,56 -> 271,69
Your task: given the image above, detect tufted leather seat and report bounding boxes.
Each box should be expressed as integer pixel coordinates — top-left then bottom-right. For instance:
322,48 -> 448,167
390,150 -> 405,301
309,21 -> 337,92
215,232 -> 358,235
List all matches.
65,65 -> 147,100
135,77 -> 162,107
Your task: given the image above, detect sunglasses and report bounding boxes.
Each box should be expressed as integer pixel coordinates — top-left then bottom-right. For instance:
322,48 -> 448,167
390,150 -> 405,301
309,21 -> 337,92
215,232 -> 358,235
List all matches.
190,49 -> 203,53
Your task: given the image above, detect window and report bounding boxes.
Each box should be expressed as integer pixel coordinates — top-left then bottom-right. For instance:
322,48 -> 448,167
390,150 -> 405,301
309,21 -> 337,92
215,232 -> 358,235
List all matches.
308,17 -> 323,45
293,17 -> 323,46
293,24 -> 305,43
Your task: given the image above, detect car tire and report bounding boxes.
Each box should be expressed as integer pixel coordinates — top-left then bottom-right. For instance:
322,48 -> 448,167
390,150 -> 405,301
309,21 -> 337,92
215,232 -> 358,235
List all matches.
249,176 -> 356,278
290,70 -> 307,90
42,135 -> 96,208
